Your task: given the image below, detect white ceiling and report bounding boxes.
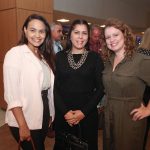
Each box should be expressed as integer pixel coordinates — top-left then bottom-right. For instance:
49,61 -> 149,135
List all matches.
122,0 -> 150,10
54,0 -> 150,33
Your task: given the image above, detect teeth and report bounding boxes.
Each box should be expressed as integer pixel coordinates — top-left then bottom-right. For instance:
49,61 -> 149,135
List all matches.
111,43 -> 116,46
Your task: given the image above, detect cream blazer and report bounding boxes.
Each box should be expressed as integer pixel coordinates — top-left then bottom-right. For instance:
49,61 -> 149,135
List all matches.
3,44 -> 55,129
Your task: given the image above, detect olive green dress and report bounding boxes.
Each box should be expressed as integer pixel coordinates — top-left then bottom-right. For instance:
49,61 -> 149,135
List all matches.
103,52 -> 150,150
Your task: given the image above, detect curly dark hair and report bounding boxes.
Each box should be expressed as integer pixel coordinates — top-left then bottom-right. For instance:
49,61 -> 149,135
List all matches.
101,18 -> 135,61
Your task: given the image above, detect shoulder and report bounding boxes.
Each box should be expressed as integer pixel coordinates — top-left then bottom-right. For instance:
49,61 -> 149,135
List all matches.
134,51 -> 150,61
55,50 -> 67,64
133,52 -> 150,73
88,50 -> 103,62
4,45 -> 26,66
137,48 -> 150,56
56,50 -> 67,58
5,44 -> 26,57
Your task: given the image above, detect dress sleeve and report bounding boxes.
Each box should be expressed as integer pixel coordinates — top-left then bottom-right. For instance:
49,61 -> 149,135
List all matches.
3,49 -> 22,110
81,54 -> 104,116
138,57 -> 150,86
54,54 -> 68,115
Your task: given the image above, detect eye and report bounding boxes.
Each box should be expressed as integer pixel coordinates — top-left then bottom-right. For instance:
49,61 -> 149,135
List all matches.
39,30 -> 46,34
114,34 -> 118,37
30,29 -> 35,32
105,36 -> 110,40
74,31 -> 79,34
82,31 -> 88,35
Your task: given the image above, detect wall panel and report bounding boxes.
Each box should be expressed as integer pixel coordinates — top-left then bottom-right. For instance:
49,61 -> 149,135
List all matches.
16,0 -> 53,13
0,63 -> 6,109
0,0 -> 16,10
16,9 -> 53,40
0,9 -> 17,61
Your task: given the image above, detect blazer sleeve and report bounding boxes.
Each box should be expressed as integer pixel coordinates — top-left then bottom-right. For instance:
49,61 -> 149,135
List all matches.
3,48 -> 23,110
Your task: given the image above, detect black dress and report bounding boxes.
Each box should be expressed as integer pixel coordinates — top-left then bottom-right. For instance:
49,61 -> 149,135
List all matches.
53,50 -> 104,150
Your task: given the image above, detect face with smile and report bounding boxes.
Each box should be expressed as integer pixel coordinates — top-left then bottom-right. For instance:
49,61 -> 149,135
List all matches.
24,19 -> 46,51
70,24 -> 88,53
105,26 -> 125,54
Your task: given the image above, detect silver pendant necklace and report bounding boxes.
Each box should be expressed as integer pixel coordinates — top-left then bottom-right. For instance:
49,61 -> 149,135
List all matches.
67,50 -> 88,70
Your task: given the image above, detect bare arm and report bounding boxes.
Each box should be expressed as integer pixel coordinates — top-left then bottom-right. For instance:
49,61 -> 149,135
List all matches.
11,107 -> 31,141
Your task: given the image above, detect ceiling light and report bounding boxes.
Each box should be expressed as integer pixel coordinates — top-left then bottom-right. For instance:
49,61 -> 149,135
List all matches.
57,19 -> 70,22
100,24 -> 105,28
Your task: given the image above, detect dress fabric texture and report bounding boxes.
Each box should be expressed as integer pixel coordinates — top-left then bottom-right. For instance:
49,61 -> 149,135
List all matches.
54,50 -> 104,150
102,52 -> 150,150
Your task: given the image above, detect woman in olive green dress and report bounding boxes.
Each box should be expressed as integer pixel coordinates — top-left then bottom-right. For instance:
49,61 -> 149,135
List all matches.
101,18 -> 150,150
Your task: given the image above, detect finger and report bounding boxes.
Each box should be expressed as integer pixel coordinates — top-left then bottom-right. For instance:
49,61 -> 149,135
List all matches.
130,109 -> 138,115
27,136 -> 31,141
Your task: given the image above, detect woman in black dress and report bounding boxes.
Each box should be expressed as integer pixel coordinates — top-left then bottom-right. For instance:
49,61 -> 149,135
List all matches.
53,19 -> 104,150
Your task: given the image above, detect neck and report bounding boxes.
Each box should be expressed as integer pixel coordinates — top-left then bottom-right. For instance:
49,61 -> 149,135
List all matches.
27,45 -> 42,60
115,50 -> 125,59
71,48 -> 85,54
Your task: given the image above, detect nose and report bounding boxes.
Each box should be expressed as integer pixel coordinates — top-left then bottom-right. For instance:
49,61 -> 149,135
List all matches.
109,36 -> 115,42
35,31 -> 40,37
79,33 -> 83,38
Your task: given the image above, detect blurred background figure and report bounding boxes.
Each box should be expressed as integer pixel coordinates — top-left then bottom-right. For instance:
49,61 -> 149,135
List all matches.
50,22 -> 63,54
89,24 -> 102,55
137,27 -> 150,150
47,21 -> 63,139
89,24 -> 104,130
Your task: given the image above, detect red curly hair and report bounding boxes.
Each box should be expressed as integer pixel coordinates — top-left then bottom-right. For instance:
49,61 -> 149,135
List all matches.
101,18 -> 136,61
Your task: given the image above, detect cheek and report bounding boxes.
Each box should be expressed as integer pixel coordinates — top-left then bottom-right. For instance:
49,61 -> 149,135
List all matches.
106,40 -> 110,46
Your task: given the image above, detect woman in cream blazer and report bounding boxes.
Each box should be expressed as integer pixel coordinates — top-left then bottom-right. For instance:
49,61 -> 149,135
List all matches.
3,14 -> 55,150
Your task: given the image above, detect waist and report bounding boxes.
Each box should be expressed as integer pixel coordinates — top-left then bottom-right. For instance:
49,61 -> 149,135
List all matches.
107,96 -> 142,101
41,89 -> 48,96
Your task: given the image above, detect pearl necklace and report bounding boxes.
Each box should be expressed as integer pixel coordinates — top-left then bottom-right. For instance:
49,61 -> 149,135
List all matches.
67,50 -> 89,70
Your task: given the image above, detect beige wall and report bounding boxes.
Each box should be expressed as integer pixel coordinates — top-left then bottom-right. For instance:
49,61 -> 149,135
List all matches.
0,0 -> 53,109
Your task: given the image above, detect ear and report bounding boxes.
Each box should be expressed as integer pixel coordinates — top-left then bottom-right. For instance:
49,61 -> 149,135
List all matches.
24,27 -> 27,35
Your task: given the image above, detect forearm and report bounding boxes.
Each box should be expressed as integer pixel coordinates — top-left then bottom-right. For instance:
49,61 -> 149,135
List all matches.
146,100 -> 150,115
11,107 -> 28,128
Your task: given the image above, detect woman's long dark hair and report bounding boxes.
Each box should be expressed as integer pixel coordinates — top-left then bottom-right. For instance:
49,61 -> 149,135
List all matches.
18,14 -> 55,72
65,19 -> 90,51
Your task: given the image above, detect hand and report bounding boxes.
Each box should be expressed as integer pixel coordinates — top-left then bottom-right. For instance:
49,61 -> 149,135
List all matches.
130,103 -> 150,121
19,124 -> 31,141
64,110 -> 76,126
71,110 -> 85,125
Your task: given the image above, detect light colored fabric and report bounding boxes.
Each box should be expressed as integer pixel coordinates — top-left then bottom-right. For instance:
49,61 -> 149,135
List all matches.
53,41 -> 63,54
39,59 -> 51,90
3,44 -> 55,129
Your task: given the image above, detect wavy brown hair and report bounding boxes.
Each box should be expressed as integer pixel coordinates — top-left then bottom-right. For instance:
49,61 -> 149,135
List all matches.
139,27 -> 150,50
101,18 -> 135,61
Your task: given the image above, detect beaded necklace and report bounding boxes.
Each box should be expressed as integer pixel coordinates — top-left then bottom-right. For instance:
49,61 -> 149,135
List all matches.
67,50 -> 89,70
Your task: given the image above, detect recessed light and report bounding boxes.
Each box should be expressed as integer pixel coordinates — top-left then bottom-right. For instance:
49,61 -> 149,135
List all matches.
57,19 -> 70,22
100,24 -> 105,28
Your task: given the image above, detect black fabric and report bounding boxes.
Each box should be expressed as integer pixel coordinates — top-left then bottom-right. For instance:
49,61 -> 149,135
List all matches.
54,50 -> 104,150
9,90 -> 50,150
